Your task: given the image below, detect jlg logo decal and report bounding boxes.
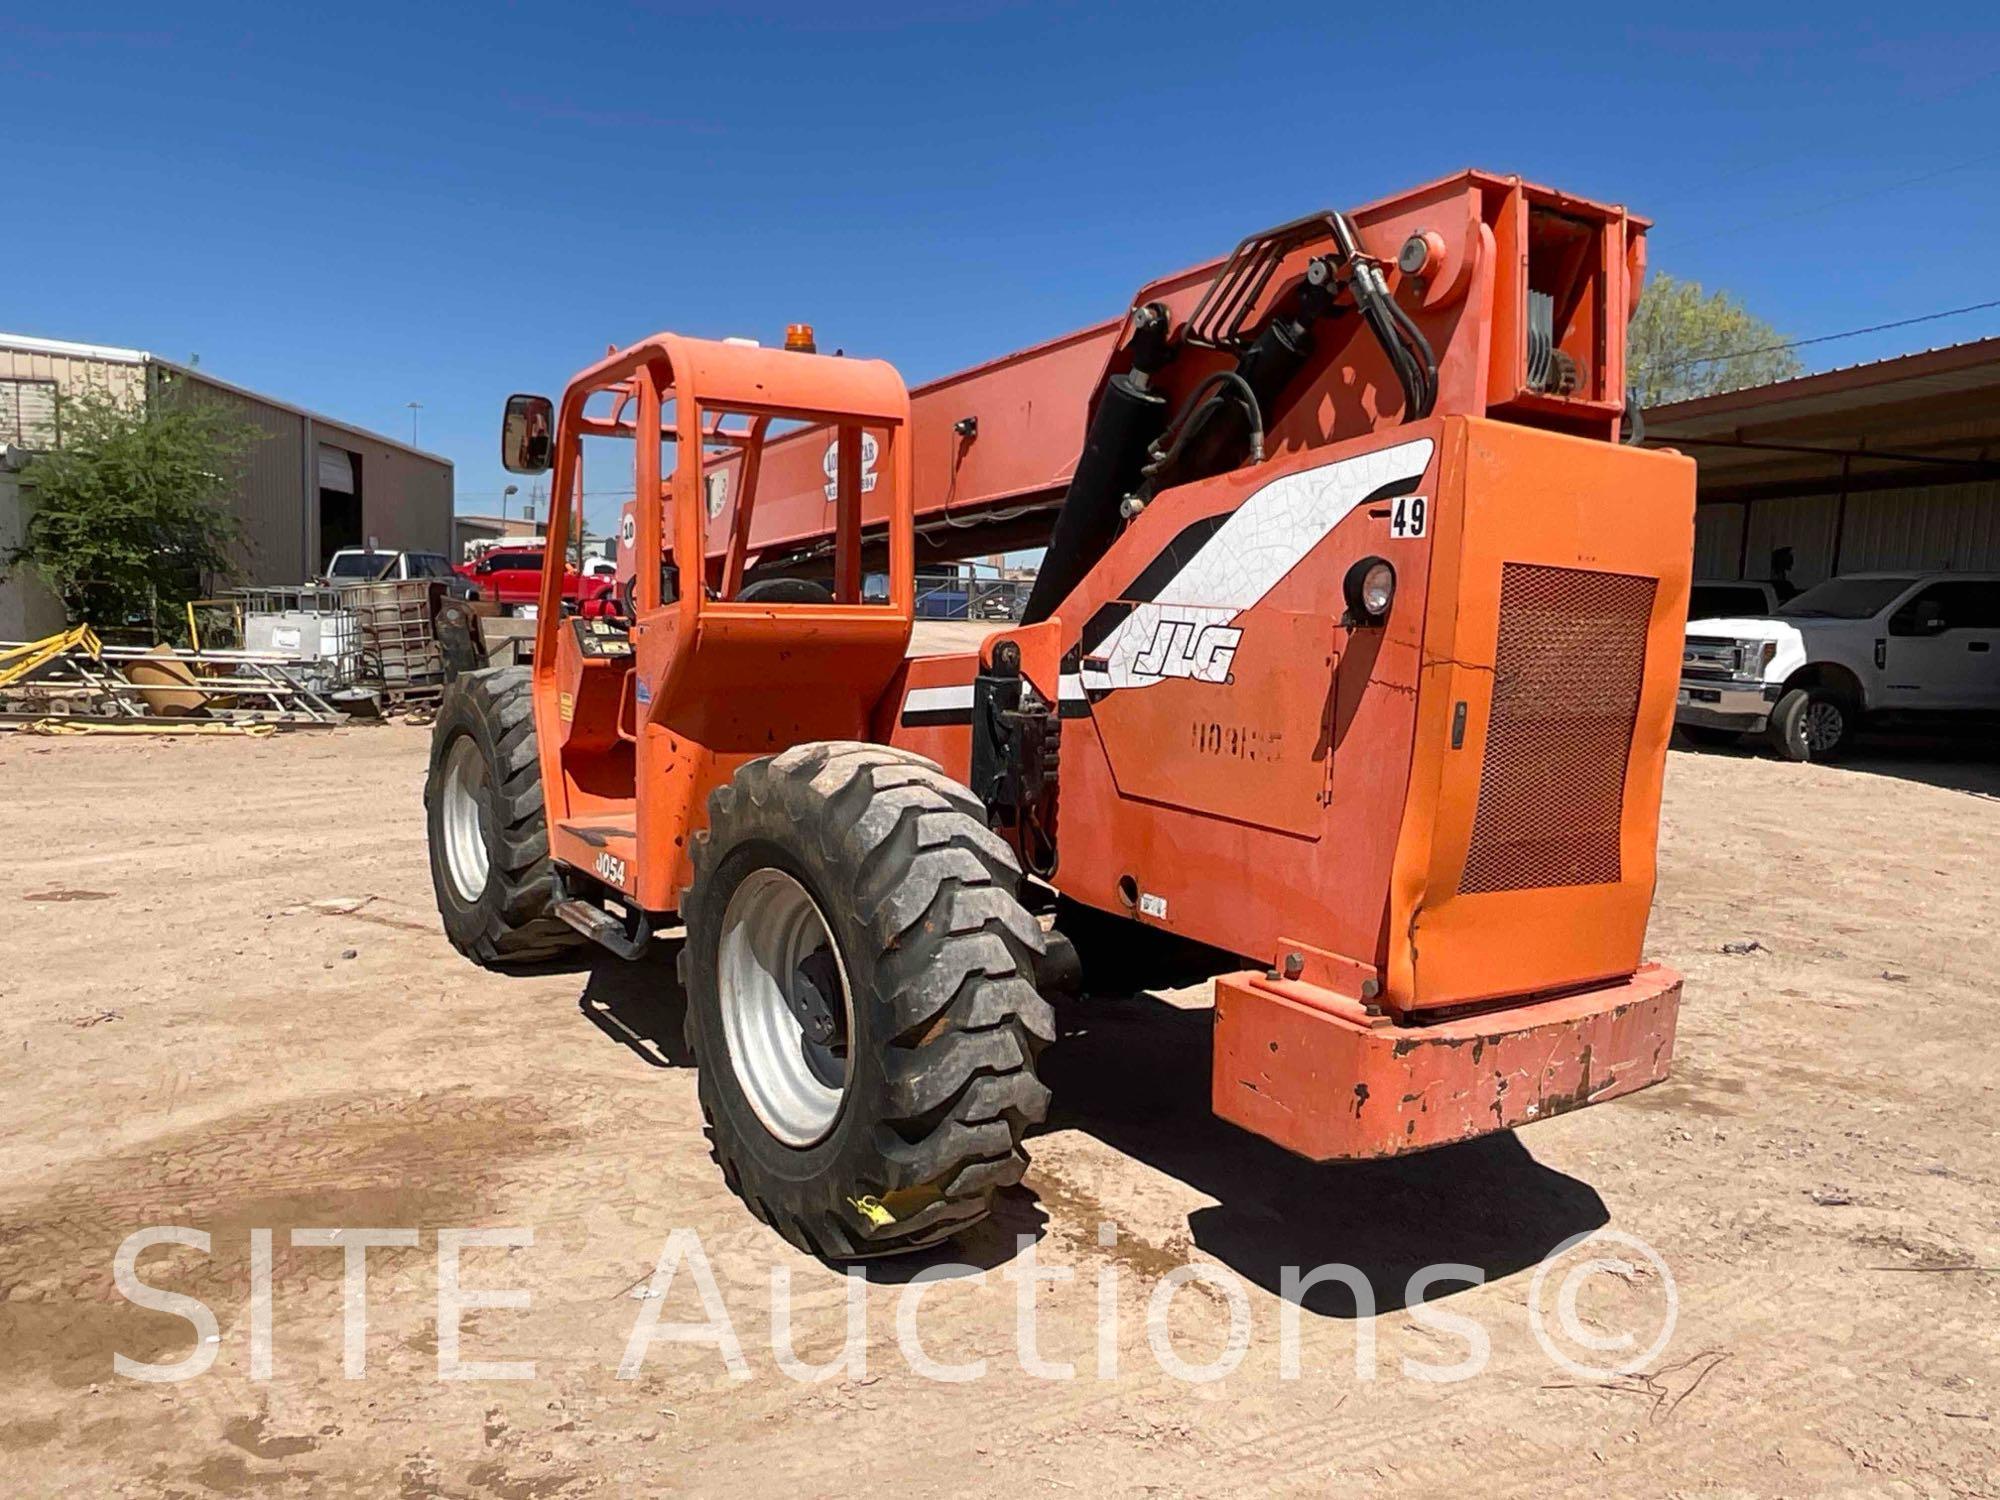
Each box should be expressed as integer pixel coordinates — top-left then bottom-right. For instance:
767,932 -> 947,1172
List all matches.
1076,437 -> 1436,702
595,851 -> 628,888
1129,618 -> 1243,684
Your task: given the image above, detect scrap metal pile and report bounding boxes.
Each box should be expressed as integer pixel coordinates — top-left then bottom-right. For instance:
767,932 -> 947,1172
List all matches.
0,624 -> 344,729
237,580 -> 459,704
0,580 -> 472,733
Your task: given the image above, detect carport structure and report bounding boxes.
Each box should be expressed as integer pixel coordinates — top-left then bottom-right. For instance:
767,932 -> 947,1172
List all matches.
1644,337 -> 2000,591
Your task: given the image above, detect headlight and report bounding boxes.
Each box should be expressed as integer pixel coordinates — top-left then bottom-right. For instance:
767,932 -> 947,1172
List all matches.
1343,556 -> 1396,623
1737,640 -> 1777,676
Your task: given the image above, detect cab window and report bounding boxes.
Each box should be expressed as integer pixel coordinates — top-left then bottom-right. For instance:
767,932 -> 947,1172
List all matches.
1688,584 -> 1768,619
1891,581 -> 2000,634
1779,576 -> 1918,621
329,551 -> 390,581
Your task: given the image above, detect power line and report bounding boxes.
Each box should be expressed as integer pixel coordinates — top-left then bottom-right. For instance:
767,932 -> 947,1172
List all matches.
1638,77 -> 2000,225
1673,151 -> 2000,247
1654,297 -> 2000,373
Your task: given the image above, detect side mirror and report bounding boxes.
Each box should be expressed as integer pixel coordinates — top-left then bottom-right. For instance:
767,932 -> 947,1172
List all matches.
502,393 -> 555,475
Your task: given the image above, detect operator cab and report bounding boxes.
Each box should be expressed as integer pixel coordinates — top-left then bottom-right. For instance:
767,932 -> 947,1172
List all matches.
498,337 -> 914,935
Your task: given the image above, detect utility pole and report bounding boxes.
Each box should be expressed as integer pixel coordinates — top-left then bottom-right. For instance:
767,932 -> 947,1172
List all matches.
406,401 -> 423,446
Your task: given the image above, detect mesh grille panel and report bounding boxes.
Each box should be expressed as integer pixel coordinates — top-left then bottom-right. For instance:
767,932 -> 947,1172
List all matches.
1459,564 -> 1656,895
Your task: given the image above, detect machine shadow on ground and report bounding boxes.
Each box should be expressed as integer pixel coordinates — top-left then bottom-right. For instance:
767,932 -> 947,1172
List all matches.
576,945 -> 695,1068
565,936 -> 1608,1299
1033,989 -> 1610,1318
569,941 -> 1050,1276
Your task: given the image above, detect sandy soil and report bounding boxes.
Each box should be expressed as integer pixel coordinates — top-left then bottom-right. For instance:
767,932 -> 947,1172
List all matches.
0,718 -> 1995,1498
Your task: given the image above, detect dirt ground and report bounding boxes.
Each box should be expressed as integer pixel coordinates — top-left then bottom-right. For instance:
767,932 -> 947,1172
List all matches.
1,712 -> 1996,1497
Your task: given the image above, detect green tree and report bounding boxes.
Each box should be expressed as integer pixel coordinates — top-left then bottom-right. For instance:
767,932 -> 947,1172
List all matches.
1628,272 -> 1804,407
7,387 -> 257,629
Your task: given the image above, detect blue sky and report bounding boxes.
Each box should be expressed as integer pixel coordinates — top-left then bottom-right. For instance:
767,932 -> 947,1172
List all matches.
4,2 -> 1997,538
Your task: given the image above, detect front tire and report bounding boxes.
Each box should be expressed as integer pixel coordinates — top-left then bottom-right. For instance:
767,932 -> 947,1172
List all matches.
1767,685 -> 1854,762
423,667 -> 581,966
680,742 -> 1053,1257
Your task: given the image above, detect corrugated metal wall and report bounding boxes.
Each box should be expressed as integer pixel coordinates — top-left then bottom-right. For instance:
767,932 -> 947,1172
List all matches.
1,346 -> 146,633
313,419 -> 454,559
1692,504 -> 1744,578
0,346 -> 146,411
154,366 -> 307,582
1841,481 -> 2000,574
1696,480 -> 2000,586
1,339 -> 455,594
0,472 -> 68,638
152,367 -> 452,582
1745,492 -> 1841,584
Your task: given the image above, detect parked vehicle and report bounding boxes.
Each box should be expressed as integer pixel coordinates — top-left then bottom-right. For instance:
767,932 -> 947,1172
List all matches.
1687,578 -> 1779,622
1678,571 -> 2000,760
324,548 -> 479,601
454,545 -> 590,615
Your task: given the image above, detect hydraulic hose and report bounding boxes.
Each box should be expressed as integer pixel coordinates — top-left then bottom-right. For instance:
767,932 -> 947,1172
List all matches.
1142,369 -> 1266,483
1347,258 -> 1436,420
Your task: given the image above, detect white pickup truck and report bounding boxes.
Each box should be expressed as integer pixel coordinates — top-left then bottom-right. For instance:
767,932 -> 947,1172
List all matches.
1687,578 -> 1780,622
1677,571 -> 2000,760
324,547 -> 480,602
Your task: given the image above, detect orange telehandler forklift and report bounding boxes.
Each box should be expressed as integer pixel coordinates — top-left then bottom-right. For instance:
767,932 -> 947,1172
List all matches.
427,170 -> 1693,1257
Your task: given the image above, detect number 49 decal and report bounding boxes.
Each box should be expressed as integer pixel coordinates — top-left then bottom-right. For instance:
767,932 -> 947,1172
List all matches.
1390,494 -> 1428,538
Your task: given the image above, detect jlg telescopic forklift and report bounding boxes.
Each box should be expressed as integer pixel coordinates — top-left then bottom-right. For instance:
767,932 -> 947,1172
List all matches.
427,170 -> 1693,1257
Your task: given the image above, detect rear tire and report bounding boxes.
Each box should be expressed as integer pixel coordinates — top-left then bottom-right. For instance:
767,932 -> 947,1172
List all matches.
1767,685 -> 1853,763
680,742 -> 1053,1257
424,667 -> 582,967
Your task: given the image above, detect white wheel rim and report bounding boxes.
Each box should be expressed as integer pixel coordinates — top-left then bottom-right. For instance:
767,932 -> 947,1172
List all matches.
440,734 -> 492,902
1803,701 -> 1844,753
718,868 -> 853,1148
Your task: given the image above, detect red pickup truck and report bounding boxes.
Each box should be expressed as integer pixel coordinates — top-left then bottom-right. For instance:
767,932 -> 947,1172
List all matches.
456,546 -> 593,616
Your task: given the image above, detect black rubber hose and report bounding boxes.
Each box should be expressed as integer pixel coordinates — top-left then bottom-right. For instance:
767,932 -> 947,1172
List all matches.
1369,293 -> 1427,419
1142,369 -> 1266,483
1020,370 -> 1169,625
1383,291 -> 1438,417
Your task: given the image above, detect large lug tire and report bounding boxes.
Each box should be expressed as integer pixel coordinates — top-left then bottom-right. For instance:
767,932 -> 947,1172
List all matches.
423,667 -> 582,967
679,741 -> 1054,1258
1766,685 -> 1854,763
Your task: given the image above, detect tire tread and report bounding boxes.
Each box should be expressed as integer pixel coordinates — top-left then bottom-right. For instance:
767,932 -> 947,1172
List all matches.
682,741 -> 1050,1256
424,666 -> 581,967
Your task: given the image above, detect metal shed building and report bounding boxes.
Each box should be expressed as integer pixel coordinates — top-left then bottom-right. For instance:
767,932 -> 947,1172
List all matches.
1,332 -> 452,636
1644,338 -> 2000,592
